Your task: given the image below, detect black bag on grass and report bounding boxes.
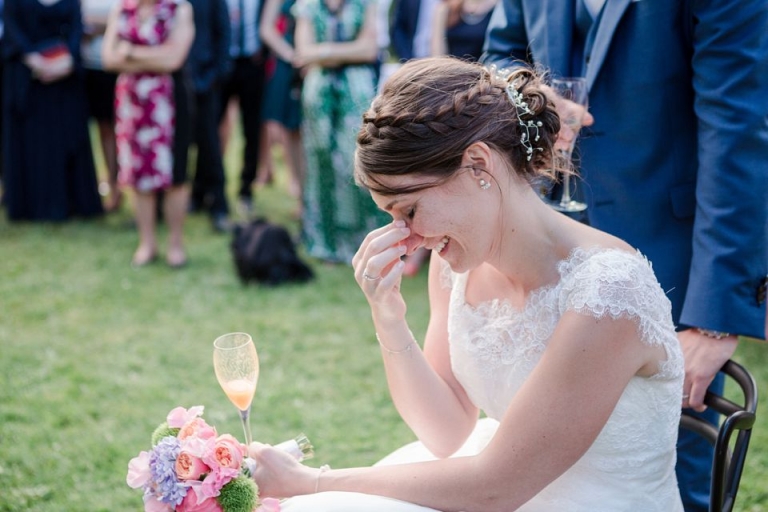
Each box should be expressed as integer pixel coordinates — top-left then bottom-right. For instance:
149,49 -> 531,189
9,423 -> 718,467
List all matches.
231,219 -> 314,285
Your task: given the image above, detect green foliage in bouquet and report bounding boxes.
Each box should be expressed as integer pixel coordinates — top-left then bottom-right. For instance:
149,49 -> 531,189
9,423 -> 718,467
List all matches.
151,422 -> 181,445
218,475 -> 260,512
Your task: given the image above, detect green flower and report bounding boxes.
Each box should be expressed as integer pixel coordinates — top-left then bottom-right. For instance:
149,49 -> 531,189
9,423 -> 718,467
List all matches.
217,475 -> 259,512
151,422 -> 180,446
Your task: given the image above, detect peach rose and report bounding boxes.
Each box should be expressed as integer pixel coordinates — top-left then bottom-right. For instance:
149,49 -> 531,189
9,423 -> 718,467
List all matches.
176,450 -> 210,480
212,434 -> 245,470
178,418 -> 217,441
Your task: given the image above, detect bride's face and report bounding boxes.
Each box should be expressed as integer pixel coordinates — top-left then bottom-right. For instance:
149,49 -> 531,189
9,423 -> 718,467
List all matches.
370,172 -> 499,273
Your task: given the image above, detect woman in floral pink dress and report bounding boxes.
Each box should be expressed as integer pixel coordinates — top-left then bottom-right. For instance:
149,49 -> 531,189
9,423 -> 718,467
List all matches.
102,0 -> 194,267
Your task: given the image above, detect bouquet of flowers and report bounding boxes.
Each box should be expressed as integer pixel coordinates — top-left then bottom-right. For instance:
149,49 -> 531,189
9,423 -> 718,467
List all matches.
127,406 -> 313,512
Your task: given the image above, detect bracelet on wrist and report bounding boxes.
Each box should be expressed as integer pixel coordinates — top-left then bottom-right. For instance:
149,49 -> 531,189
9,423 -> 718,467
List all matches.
696,328 -> 731,339
315,464 -> 330,493
376,331 -> 416,356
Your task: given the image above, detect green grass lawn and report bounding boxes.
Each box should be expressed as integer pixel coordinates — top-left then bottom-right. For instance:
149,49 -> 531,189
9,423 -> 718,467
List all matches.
1,135 -> 767,511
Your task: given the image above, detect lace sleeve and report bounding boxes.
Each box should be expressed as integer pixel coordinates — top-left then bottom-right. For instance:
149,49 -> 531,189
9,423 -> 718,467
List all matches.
558,250 -> 677,348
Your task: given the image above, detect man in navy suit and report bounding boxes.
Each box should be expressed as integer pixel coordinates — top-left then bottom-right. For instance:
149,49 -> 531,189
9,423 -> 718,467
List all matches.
221,0 -> 267,215
187,0 -> 232,232
481,1 -> 768,510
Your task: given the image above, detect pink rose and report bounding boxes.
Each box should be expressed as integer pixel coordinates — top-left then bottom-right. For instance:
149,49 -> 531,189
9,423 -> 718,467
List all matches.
177,487 -> 223,512
212,434 -> 245,470
176,450 -> 210,481
167,406 -> 205,429
255,498 -> 281,512
127,451 -> 152,489
178,418 -> 217,441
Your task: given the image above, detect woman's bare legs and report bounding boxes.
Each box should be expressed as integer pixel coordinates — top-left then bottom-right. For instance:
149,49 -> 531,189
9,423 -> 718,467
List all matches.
257,121 -> 279,186
98,120 -> 122,212
132,191 -> 158,266
263,120 -> 305,216
285,127 -> 305,217
163,184 -> 189,267
219,98 -> 238,156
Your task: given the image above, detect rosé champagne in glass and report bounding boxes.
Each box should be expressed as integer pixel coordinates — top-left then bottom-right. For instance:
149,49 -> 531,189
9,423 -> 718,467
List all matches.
213,332 -> 259,446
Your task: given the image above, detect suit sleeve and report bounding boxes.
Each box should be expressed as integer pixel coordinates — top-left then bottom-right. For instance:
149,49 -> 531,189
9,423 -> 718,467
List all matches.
681,0 -> 768,339
2,0 -> 33,59
67,0 -> 85,68
479,0 -> 530,68
389,0 -> 414,61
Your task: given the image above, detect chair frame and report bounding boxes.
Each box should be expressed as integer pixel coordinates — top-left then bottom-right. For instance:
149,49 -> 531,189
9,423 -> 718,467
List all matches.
680,359 -> 758,512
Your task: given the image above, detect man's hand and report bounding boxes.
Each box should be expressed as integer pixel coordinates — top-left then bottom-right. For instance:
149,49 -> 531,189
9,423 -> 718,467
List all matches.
678,328 -> 738,411
540,83 -> 594,153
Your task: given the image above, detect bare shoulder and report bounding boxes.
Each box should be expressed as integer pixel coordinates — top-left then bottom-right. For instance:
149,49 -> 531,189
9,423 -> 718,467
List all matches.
578,221 -> 635,254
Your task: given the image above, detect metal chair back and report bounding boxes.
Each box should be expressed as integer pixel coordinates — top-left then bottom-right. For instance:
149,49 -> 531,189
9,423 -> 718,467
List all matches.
679,360 -> 758,512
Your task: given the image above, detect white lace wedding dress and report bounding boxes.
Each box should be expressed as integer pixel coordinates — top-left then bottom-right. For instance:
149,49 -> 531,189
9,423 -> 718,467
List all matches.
282,248 -> 685,511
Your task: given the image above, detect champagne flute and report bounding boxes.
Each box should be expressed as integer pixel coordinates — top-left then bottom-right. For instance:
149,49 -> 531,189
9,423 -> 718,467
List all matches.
213,332 -> 259,446
549,77 -> 588,213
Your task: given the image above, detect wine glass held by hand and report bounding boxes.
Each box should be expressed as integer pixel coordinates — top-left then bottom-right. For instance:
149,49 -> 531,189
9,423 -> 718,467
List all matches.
548,77 -> 591,213
213,332 -> 259,446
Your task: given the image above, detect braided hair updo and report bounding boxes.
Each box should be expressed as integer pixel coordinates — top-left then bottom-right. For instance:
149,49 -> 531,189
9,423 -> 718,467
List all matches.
355,57 -> 561,195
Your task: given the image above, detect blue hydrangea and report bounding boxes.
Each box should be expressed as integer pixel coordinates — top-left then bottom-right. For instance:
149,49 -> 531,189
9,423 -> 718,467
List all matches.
149,436 -> 188,506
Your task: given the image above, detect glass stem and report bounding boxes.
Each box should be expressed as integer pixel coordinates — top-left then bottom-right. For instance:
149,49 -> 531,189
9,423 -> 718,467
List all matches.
240,407 -> 253,446
560,174 -> 573,206
557,147 -> 575,206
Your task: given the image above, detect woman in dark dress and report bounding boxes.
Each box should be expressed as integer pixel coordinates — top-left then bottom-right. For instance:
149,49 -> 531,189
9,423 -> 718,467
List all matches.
430,0 -> 497,61
260,0 -> 305,212
2,0 -> 104,221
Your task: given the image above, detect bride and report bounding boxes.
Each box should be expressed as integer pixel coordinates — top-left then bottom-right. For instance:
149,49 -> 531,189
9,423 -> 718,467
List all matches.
248,57 -> 685,511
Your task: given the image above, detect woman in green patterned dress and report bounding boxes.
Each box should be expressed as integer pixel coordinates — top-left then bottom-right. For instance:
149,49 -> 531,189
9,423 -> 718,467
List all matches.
293,0 -> 387,263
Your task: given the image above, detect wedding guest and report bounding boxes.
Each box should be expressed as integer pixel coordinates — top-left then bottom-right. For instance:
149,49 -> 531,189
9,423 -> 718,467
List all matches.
430,0 -> 496,61
294,0 -> 388,264
481,2 -> 768,510
82,0 -> 121,213
249,57 -> 686,511
0,0 -> 5,186
259,0 -> 305,215
389,0 -> 439,62
2,0 -> 104,221
219,0 -> 267,217
102,0 -> 195,267
187,0 -> 233,233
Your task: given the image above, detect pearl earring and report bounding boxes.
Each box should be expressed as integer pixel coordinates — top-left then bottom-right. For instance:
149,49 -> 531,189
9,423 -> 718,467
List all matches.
479,179 -> 491,190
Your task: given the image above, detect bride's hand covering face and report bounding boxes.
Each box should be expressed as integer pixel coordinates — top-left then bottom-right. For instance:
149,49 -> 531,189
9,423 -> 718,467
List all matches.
352,221 -> 413,325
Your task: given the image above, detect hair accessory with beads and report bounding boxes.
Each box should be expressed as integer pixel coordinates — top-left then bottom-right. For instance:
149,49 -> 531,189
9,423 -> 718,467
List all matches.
487,65 -> 544,161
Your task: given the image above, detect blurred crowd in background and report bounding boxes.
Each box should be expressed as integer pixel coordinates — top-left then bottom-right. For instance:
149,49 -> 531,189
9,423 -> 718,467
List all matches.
0,0 -> 497,269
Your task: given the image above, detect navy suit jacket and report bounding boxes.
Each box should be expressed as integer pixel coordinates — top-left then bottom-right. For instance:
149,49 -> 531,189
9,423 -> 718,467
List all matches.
187,0 -> 232,92
483,0 -> 768,339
